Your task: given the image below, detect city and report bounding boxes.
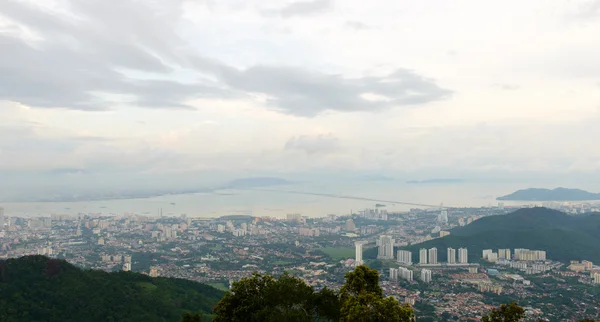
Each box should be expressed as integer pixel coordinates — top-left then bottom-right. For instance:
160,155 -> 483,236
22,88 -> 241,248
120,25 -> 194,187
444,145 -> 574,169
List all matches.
2,202 -> 600,321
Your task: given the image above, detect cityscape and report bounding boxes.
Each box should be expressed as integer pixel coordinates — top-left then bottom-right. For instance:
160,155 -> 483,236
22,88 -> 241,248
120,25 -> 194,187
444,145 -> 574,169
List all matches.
2,201 -> 600,321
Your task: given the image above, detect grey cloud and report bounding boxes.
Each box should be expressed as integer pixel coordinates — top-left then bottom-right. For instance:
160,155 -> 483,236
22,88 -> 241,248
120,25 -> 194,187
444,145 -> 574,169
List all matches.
1,0 -> 449,116
216,66 -> 452,117
570,0 -> 600,20
285,133 -> 340,154
345,21 -> 372,30
280,0 -> 332,17
0,0 -> 226,111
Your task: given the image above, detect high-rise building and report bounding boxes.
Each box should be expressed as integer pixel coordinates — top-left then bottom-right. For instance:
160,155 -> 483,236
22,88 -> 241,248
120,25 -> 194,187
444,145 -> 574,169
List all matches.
355,241 -> 364,266
447,248 -> 456,264
514,249 -> 546,261
419,248 -> 428,264
498,249 -> 511,260
398,267 -> 413,281
592,272 -> 600,285
0,207 -> 4,228
345,219 -> 356,231
482,249 -> 493,259
389,268 -> 398,280
582,260 -> 593,270
421,269 -> 432,283
377,235 -> 395,260
438,210 -> 448,224
397,250 -> 412,265
458,248 -> 468,264
123,263 -> 131,272
428,247 -> 438,264
440,231 -> 450,237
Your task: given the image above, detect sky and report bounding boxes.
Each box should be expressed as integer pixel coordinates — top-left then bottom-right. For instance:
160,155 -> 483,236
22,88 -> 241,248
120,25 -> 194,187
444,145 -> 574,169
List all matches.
1,0 -> 600,194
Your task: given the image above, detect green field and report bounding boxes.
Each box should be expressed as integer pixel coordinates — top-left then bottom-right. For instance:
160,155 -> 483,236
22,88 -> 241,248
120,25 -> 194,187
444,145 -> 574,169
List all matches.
320,247 -> 355,260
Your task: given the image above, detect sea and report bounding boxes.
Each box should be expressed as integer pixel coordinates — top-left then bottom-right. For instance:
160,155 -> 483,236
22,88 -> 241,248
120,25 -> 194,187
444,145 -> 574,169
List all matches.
0,181 -> 550,218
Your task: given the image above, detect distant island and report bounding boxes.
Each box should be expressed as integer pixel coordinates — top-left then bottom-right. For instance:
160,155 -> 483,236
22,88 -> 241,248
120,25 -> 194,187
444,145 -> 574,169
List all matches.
406,178 -> 463,184
497,187 -> 600,201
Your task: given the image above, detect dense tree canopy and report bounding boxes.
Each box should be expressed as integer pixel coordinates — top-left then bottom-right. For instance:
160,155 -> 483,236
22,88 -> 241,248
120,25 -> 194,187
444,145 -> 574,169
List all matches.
213,265 -> 414,322
481,302 -> 525,322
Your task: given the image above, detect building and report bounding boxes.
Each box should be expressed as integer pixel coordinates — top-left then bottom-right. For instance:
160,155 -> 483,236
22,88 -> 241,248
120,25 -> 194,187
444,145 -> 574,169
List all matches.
514,249 -> 546,261
447,248 -> 456,264
428,247 -> 438,264
344,219 -> 356,231
458,217 -> 465,226
439,230 -> 450,237
421,269 -> 432,283
0,207 -> 4,228
482,249 -> 493,259
397,250 -> 412,265
377,235 -> 395,260
438,209 -> 448,224
390,268 -> 398,280
582,260 -> 593,270
469,267 -> 478,273
419,248 -> 428,264
123,263 -> 131,272
398,267 -> 413,281
287,213 -> 302,223
592,272 -> 600,285
355,241 -> 364,266
458,248 -> 468,264
498,249 -> 511,260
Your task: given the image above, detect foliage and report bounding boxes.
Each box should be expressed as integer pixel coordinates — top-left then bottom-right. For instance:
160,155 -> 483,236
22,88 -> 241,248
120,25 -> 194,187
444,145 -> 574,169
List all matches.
0,256 -> 223,322
340,266 -> 414,322
481,302 -> 525,322
213,265 -> 414,322
181,312 -> 203,322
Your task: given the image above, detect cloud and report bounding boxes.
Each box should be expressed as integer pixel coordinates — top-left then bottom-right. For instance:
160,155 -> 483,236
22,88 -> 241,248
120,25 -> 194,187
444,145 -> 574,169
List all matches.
0,0 -> 230,111
284,133 -> 340,154
345,21 -> 372,30
493,83 -> 520,90
279,0 -> 332,18
215,66 -> 451,117
570,0 -> 600,20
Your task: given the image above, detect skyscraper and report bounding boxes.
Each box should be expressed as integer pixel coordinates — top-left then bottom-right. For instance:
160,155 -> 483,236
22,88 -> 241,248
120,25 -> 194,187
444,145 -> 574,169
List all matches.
428,247 -> 438,264
438,209 -> 448,224
0,207 -> 4,228
389,268 -> 398,280
421,269 -> 432,283
447,248 -> 456,264
355,241 -> 364,266
397,250 -> 412,265
458,248 -> 468,264
419,248 -> 428,264
398,267 -> 413,281
377,235 -> 395,260
498,249 -> 511,260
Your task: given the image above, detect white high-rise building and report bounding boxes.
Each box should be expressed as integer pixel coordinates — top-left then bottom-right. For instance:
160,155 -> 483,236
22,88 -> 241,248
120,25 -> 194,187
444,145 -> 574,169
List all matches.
458,248 -> 468,264
419,248 -> 428,264
0,207 -> 4,228
398,267 -> 413,281
447,248 -> 456,264
498,249 -> 511,260
428,247 -> 438,264
514,249 -> 546,261
377,235 -> 395,260
397,250 -> 412,265
389,268 -> 398,280
355,241 -> 364,266
482,249 -> 493,259
421,269 -> 432,283
438,209 -> 448,224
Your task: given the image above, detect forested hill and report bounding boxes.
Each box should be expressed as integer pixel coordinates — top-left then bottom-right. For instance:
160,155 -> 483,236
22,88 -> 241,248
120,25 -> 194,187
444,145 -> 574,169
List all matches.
366,207 -> 600,263
497,187 -> 600,201
0,256 -> 223,322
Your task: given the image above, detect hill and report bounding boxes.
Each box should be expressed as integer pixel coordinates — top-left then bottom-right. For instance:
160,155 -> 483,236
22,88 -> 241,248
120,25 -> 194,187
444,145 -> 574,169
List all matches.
365,208 -> 600,263
0,256 -> 224,322
497,187 -> 600,201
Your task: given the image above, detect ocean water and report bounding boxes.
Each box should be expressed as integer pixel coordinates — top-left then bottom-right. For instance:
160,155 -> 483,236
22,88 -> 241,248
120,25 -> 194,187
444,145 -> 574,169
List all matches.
0,182 -> 535,218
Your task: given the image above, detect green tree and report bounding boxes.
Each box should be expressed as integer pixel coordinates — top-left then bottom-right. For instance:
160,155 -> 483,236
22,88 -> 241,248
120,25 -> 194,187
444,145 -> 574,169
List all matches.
340,265 -> 414,322
181,312 -> 202,322
481,302 -> 525,322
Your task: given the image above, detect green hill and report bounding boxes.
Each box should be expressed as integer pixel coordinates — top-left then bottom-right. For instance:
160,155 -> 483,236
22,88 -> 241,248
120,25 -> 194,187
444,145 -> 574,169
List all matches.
366,208 -> 600,263
0,256 -> 224,322
497,187 -> 600,201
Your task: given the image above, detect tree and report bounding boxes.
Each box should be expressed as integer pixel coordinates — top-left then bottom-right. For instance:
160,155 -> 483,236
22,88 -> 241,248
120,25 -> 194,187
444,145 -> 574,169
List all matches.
181,312 -> 202,322
481,302 -> 525,322
340,265 -> 414,322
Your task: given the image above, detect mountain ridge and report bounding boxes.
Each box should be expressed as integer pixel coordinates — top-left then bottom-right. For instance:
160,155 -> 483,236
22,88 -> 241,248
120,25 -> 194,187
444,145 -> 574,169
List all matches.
497,187 -> 600,201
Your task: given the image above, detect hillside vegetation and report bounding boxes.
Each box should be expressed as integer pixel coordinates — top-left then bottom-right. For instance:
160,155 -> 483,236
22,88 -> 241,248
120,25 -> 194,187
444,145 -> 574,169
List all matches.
0,256 -> 223,322
367,208 -> 600,263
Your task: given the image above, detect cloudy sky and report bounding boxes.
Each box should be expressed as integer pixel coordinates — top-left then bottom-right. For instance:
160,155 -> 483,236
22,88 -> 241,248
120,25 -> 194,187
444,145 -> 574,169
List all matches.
1,0 -> 600,191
